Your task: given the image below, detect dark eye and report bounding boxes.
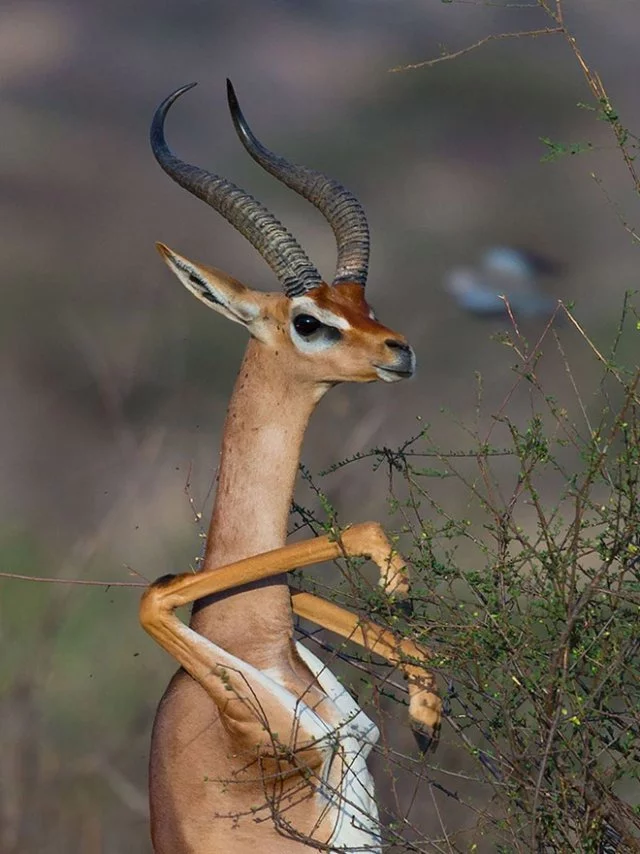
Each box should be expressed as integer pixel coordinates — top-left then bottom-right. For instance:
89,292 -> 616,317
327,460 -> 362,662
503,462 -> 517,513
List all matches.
293,314 -> 322,336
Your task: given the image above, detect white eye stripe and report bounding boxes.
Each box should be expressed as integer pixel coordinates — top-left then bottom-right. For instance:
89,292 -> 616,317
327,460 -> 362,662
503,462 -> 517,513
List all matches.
291,297 -> 351,331
292,335 -> 335,354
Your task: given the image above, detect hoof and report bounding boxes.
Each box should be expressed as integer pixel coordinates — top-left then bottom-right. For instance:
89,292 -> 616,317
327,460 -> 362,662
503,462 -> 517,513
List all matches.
411,722 -> 439,755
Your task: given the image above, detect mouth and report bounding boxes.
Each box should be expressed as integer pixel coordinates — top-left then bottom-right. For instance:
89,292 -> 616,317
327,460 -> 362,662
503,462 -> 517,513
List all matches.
374,365 -> 414,383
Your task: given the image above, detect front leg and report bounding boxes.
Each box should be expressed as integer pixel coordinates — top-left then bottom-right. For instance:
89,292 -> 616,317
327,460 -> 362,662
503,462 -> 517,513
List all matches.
140,523 -> 439,744
139,523 -> 394,728
142,522 -> 409,615
291,591 -> 441,750
337,521 -> 411,598
140,575 -> 327,767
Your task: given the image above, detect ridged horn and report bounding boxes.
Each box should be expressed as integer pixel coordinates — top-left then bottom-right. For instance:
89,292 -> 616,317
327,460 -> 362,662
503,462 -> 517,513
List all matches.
227,79 -> 370,288
150,83 -> 322,298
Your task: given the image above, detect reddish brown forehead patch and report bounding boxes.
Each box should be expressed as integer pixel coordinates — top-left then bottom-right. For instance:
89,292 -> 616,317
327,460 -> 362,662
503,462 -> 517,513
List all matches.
307,282 -> 393,333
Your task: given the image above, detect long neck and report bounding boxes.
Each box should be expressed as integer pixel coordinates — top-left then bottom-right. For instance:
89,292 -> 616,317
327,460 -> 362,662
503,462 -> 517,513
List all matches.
190,337 -> 323,664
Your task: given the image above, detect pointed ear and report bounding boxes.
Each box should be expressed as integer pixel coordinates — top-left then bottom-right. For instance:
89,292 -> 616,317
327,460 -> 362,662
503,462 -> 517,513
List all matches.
156,243 -> 261,327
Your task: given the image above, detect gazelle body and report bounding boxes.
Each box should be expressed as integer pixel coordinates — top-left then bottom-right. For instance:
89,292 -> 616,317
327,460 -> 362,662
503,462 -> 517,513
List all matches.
141,81 -> 441,853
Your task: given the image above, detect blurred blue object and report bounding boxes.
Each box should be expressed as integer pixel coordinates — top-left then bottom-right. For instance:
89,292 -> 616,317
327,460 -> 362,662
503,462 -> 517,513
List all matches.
445,247 -> 560,319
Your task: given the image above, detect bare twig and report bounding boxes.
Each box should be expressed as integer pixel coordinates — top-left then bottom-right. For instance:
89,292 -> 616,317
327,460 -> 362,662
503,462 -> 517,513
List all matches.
0,571 -> 145,588
390,27 -> 562,72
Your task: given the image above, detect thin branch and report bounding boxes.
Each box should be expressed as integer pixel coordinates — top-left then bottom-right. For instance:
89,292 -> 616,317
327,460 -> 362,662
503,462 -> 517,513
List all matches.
591,173 -> 640,244
390,28 -> 562,73
0,571 -> 145,588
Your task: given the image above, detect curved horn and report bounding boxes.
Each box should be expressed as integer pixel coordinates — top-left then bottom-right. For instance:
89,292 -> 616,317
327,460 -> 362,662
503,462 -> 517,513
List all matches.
227,80 -> 370,288
150,83 -> 322,298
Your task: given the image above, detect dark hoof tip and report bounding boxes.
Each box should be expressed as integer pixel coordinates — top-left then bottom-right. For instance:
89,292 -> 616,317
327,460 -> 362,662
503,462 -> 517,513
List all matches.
411,724 -> 439,755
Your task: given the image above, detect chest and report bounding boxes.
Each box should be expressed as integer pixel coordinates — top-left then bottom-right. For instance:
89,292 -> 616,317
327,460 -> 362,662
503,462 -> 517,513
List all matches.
275,642 -> 382,851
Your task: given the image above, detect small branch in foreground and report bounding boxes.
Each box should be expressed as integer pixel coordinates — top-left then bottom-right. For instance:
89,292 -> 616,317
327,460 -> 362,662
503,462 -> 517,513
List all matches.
0,571 -> 146,589
389,28 -> 562,72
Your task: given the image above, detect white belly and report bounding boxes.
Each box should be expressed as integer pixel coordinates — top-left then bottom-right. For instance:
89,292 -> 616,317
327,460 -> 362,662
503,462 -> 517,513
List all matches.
171,616 -> 383,850
294,642 -> 382,853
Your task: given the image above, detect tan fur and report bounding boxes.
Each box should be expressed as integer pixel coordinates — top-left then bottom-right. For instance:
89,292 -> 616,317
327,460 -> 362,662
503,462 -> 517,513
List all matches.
141,248 -> 440,852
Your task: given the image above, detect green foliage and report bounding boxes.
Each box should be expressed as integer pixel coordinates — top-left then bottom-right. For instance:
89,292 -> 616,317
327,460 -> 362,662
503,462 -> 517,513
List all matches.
296,298 -> 640,852
0,529 -> 156,852
540,136 -> 594,163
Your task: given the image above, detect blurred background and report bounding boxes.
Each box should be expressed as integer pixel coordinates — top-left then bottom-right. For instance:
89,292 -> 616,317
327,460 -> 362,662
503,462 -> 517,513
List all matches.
1,0 -> 638,851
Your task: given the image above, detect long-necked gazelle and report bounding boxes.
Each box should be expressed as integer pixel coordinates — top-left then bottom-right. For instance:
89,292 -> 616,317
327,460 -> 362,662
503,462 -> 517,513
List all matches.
140,80 -> 442,853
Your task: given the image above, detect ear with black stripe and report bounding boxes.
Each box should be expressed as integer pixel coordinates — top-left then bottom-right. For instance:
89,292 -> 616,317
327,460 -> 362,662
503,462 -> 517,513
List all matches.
156,243 -> 261,327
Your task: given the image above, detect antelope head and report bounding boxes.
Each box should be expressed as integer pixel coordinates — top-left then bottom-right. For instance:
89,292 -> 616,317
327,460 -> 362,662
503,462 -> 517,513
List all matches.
151,80 -> 415,388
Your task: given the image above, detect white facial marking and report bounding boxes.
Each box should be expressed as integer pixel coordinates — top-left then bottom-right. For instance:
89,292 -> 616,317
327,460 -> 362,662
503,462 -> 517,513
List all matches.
289,297 -> 349,354
291,296 -> 351,331
375,366 -> 405,382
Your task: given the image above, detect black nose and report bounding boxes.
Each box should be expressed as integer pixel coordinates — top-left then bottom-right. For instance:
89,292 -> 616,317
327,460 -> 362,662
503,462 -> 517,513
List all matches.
385,338 -> 411,353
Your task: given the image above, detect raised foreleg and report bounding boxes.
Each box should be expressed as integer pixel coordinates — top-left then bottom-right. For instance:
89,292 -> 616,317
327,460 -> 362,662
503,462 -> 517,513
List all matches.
140,576 -> 326,765
140,522 -> 440,746
291,591 -> 441,749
